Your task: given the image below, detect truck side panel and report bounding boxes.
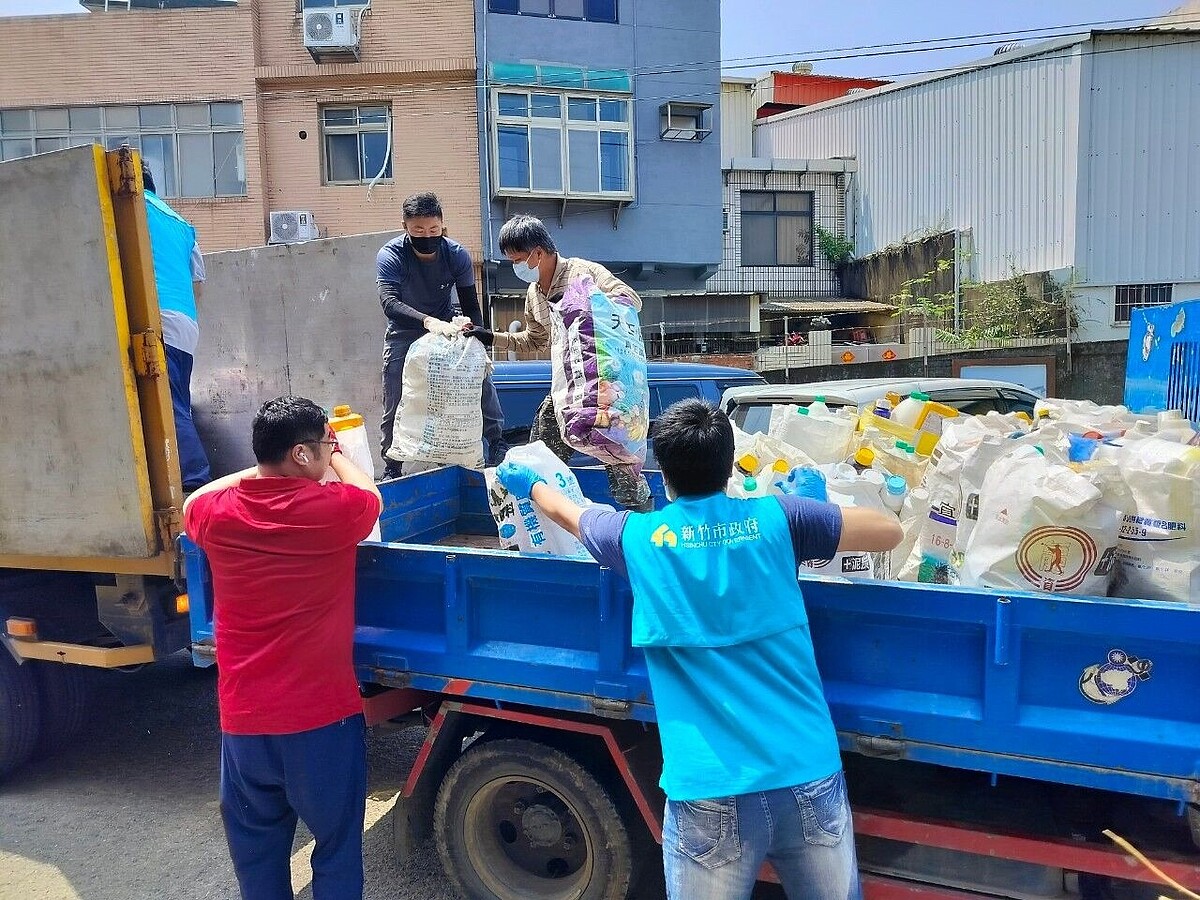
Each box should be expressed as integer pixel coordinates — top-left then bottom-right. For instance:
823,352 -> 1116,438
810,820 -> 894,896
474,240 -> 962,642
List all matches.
0,146 -> 168,568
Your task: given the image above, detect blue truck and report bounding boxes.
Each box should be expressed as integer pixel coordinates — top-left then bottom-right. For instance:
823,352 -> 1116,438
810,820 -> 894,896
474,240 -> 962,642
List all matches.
181,302 -> 1200,899
3,147 -> 1199,899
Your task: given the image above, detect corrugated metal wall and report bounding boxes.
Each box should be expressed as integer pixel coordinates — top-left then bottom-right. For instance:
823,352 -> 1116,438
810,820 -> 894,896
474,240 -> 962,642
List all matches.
1079,32 -> 1200,285
720,80 -> 756,160
755,45 -> 1084,282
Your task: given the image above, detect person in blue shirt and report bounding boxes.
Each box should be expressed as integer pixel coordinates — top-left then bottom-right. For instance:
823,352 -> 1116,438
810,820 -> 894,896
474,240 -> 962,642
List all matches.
496,399 -> 902,900
142,161 -> 211,491
376,192 -> 507,478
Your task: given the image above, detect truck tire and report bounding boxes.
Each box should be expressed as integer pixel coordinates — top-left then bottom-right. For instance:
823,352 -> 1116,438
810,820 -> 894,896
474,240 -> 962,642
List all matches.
434,737 -> 634,900
32,662 -> 93,754
0,651 -> 41,778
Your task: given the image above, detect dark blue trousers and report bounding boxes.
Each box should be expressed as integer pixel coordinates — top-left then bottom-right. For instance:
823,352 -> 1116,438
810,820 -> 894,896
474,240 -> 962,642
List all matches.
220,715 -> 367,900
164,343 -> 212,490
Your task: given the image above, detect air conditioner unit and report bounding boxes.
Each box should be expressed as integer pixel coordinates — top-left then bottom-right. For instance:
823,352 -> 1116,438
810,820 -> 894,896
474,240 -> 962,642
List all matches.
269,210 -> 319,245
303,7 -> 360,53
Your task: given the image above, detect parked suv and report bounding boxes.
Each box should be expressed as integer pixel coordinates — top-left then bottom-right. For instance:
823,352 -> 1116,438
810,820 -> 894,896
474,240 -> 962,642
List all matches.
492,361 -> 765,466
722,376 -> 1041,435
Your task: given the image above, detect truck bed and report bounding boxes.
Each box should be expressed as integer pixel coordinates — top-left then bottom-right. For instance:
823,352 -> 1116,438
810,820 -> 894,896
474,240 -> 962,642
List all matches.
184,465 -> 1200,808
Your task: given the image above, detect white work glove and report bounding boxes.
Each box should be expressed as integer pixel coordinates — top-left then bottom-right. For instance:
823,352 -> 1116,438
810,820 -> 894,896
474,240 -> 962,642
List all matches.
423,317 -> 460,339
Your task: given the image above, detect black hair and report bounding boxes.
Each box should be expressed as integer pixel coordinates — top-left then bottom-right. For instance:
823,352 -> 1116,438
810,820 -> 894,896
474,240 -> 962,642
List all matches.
402,191 -> 443,221
251,396 -> 328,465
653,399 -> 734,497
141,160 -> 156,194
498,214 -> 557,256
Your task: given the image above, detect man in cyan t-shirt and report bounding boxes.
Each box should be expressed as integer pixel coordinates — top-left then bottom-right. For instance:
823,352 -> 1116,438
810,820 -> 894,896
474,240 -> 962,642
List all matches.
183,396 -> 382,900
142,161 -> 211,490
376,191 -> 506,477
496,399 -> 902,900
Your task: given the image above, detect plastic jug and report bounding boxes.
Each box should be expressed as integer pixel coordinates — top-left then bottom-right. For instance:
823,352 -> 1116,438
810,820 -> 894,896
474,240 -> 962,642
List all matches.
892,392 -> 928,428
914,399 -> 959,437
328,404 -> 381,541
330,405 -> 374,477
1156,410 -> 1198,442
807,395 -> 833,418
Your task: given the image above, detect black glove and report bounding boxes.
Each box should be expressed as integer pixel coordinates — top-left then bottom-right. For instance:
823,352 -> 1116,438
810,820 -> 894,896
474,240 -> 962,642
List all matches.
465,325 -> 495,347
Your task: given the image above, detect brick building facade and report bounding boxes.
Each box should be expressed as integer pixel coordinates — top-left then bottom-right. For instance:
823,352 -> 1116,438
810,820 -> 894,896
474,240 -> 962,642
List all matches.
0,2 -> 481,257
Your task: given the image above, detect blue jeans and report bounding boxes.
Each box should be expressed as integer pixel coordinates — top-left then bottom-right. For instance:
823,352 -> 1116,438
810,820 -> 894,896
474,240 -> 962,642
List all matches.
220,715 -> 367,900
663,770 -> 861,900
164,343 -> 211,490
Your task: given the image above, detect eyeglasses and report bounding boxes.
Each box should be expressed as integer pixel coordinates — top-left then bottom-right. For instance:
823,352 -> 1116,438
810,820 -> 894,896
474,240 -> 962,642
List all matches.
304,439 -> 337,449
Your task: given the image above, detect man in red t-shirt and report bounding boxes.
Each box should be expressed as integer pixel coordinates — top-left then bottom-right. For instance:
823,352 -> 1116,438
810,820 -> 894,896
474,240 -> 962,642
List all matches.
183,395 -> 382,900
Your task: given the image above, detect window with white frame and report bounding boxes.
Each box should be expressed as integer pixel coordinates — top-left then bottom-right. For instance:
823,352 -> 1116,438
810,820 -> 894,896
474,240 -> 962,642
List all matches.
492,89 -> 632,199
321,105 -> 392,185
0,102 -> 246,199
1114,283 -> 1172,324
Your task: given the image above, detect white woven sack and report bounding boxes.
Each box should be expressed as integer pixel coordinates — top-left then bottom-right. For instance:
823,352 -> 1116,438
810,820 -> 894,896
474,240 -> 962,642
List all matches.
387,333 -> 488,469
959,446 -> 1132,596
1112,439 -> 1200,604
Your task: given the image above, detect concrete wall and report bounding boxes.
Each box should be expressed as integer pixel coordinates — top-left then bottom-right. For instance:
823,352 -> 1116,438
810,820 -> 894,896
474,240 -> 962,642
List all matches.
476,0 -> 722,294
192,231 -> 401,476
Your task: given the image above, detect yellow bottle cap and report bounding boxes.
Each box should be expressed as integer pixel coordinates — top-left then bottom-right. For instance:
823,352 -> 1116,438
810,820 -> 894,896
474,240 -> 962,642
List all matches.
772,459 -> 791,473
329,404 -> 364,431
854,447 -> 875,467
737,453 -> 759,474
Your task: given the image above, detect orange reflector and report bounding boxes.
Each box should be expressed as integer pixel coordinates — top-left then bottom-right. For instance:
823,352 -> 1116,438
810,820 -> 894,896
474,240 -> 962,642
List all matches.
6,617 -> 38,640
175,594 -> 190,616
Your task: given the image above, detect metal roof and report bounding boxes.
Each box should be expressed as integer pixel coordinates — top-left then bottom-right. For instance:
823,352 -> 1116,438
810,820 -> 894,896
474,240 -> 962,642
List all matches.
755,24 -> 1200,126
760,299 -> 897,314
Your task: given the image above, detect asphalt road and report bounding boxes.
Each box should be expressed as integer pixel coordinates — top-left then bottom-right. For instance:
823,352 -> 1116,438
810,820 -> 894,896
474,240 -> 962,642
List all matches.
0,654 -> 760,900
0,654 -> 459,900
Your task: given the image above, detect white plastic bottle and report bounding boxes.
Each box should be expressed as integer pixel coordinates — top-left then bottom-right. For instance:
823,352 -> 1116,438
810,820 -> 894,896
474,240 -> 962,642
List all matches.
807,395 -> 833,418
882,475 -> 907,514
892,391 -> 929,429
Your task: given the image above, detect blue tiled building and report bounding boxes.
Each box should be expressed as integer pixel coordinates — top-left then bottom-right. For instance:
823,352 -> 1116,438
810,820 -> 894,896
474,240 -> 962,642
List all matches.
475,0 -> 726,349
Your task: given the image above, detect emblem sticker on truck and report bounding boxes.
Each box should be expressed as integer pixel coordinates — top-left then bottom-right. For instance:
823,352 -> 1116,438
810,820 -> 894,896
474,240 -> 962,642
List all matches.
1079,649 -> 1153,705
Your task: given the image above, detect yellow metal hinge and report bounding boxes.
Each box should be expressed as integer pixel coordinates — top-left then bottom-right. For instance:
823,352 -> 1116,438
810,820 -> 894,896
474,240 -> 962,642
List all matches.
131,329 -> 167,378
109,144 -> 140,197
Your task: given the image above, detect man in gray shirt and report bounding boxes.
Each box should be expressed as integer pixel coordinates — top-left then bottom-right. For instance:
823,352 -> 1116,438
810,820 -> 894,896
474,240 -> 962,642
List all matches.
377,192 -> 506,478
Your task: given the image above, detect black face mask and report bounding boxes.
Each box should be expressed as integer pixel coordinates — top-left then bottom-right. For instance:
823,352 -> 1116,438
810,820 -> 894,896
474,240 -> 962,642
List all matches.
408,234 -> 442,255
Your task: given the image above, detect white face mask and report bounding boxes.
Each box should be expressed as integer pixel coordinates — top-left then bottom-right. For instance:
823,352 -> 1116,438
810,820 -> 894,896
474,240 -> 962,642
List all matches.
513,254 -> 539,284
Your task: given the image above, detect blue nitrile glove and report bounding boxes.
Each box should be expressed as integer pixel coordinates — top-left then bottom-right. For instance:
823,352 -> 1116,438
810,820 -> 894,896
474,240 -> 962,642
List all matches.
787,466 -> 828,502
496,462 -> 546,498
